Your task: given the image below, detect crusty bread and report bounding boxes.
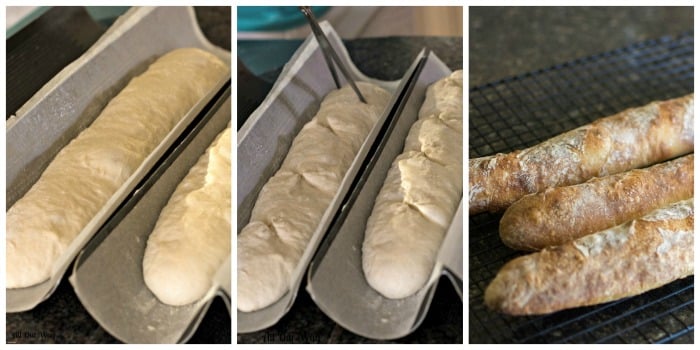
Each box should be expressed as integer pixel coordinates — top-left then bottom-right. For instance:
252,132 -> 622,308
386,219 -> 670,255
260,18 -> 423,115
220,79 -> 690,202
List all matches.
485,199 -> 693,315
469,94 -> 694,215
500,154 -> 693,251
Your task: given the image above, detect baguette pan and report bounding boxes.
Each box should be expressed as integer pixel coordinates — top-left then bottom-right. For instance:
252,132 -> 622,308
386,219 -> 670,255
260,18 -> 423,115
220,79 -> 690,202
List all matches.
500,154 -> 693,251
237,83 -> 391,312
6,48 -> 229,289
469,94 -> 694,215
485,199 -> 693,315
363,70 -> 463,299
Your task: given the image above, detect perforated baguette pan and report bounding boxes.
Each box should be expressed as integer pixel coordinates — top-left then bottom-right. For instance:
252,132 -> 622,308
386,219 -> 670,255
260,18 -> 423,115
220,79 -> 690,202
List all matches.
69,89 -> 231,344
6,6 -> 231,313
236,21 -> 423,333
305,52 -> 463,340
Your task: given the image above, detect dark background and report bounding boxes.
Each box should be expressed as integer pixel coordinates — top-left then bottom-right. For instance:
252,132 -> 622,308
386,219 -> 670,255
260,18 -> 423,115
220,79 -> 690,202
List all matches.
470,6 -> 693,87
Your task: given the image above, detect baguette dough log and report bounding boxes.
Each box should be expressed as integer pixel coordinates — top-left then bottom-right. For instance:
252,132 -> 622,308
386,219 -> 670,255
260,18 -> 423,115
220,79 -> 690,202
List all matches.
485,199 -> 694,315
237,83 -> 391,312
143,127 -> 231,306
6,48 -> 228,289
363,70 -> 463,299
500,154 -> 694,251
469,94 -> 694,215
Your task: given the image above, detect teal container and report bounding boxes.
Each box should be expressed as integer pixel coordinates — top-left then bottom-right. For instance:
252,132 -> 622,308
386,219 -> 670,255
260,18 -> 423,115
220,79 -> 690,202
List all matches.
237,6 -> 330,32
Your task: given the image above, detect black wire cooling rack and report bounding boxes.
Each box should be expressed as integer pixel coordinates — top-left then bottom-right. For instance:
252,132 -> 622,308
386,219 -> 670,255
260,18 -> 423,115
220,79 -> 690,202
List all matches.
468,33 -> 694,344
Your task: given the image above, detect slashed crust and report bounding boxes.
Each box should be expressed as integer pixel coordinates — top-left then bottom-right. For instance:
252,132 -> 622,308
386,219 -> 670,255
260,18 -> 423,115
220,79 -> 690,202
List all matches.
500,154 -> 693,251
469,94 -> 694,215
485,199 -> 694,315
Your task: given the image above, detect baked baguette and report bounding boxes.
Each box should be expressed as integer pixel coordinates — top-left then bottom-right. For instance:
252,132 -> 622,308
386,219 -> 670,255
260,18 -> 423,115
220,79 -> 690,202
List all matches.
469,94 -> 694,215
362,70 -> 462,299
143,127 -> 231,306
6,48 -> 228,289
485,199 -> 693,315
237,83 -> 391,312
500,154 -> 693,251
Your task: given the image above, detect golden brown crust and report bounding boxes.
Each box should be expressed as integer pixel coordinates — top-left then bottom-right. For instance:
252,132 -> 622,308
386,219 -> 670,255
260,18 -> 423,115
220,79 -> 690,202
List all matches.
500,154 -> 694,251
469,94 -> 694,215
485,199 -> 694,315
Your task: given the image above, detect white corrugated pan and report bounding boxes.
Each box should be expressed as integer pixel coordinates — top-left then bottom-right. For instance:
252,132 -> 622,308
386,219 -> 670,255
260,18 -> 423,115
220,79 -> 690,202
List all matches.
6,6 -> 231,313
236,21 -> 424,333
305,52 -> 463,340
69,92 -> 231,344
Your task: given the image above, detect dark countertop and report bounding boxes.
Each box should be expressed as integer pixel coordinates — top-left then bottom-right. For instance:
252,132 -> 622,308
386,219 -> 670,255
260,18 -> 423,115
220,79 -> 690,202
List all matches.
237,36 -> 463,127
5,6 -> 231,344
238,36 -> 462,82
237,37 -> 463,343
469,6 -> 692,87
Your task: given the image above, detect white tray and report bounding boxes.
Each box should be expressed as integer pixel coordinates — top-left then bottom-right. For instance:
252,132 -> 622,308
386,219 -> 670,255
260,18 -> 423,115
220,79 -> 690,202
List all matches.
69,91 -> 231,344
305,52 -> 463,340
6,6 -> 231,313
236,21 -> 422,333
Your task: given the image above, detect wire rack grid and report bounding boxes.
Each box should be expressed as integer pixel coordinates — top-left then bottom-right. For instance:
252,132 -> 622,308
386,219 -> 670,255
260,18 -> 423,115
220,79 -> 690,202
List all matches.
468,32 -> 694,344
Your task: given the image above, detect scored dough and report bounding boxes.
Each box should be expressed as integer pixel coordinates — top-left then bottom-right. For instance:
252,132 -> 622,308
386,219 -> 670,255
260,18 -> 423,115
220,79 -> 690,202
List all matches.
363,70 -> 463,299
6,48 -> 229,289
143,127 -> 231,306
238,82 -> 391,312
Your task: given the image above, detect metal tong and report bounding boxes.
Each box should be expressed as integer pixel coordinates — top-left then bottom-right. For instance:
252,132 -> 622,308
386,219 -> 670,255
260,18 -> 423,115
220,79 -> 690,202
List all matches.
299,6 -> 366,103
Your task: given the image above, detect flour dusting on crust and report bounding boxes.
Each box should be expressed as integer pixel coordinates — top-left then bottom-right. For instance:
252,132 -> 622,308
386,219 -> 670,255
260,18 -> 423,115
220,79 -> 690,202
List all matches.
573,223 -> 632,257
656,228 -> 692,254
643,199 -> 693,222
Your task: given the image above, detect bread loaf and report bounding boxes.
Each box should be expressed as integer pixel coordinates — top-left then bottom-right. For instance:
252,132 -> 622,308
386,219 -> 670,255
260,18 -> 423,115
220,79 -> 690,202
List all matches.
363,70 -> 462,299
485,199 -> 693,315
143,127 -> 231,306
500,154 -> 693,251
469,94 -> 694,215
6,48 -> 228,289
237,83 -> 391,312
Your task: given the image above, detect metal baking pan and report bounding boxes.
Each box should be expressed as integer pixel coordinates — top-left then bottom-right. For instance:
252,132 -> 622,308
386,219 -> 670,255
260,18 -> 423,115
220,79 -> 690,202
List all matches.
305,52 -> 462,340
69,89 -> 231,344
439,201 -> 464,298
6,6 -> 231,313
236,21 -> 425,333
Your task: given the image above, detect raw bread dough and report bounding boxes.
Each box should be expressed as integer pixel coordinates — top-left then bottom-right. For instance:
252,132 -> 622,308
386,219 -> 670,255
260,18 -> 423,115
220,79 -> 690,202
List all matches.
238,82 -> 391,312
363,70 -> 463,299
143,127 -> 231,306
6,48 -> 229,289
418,70 -> 462,118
